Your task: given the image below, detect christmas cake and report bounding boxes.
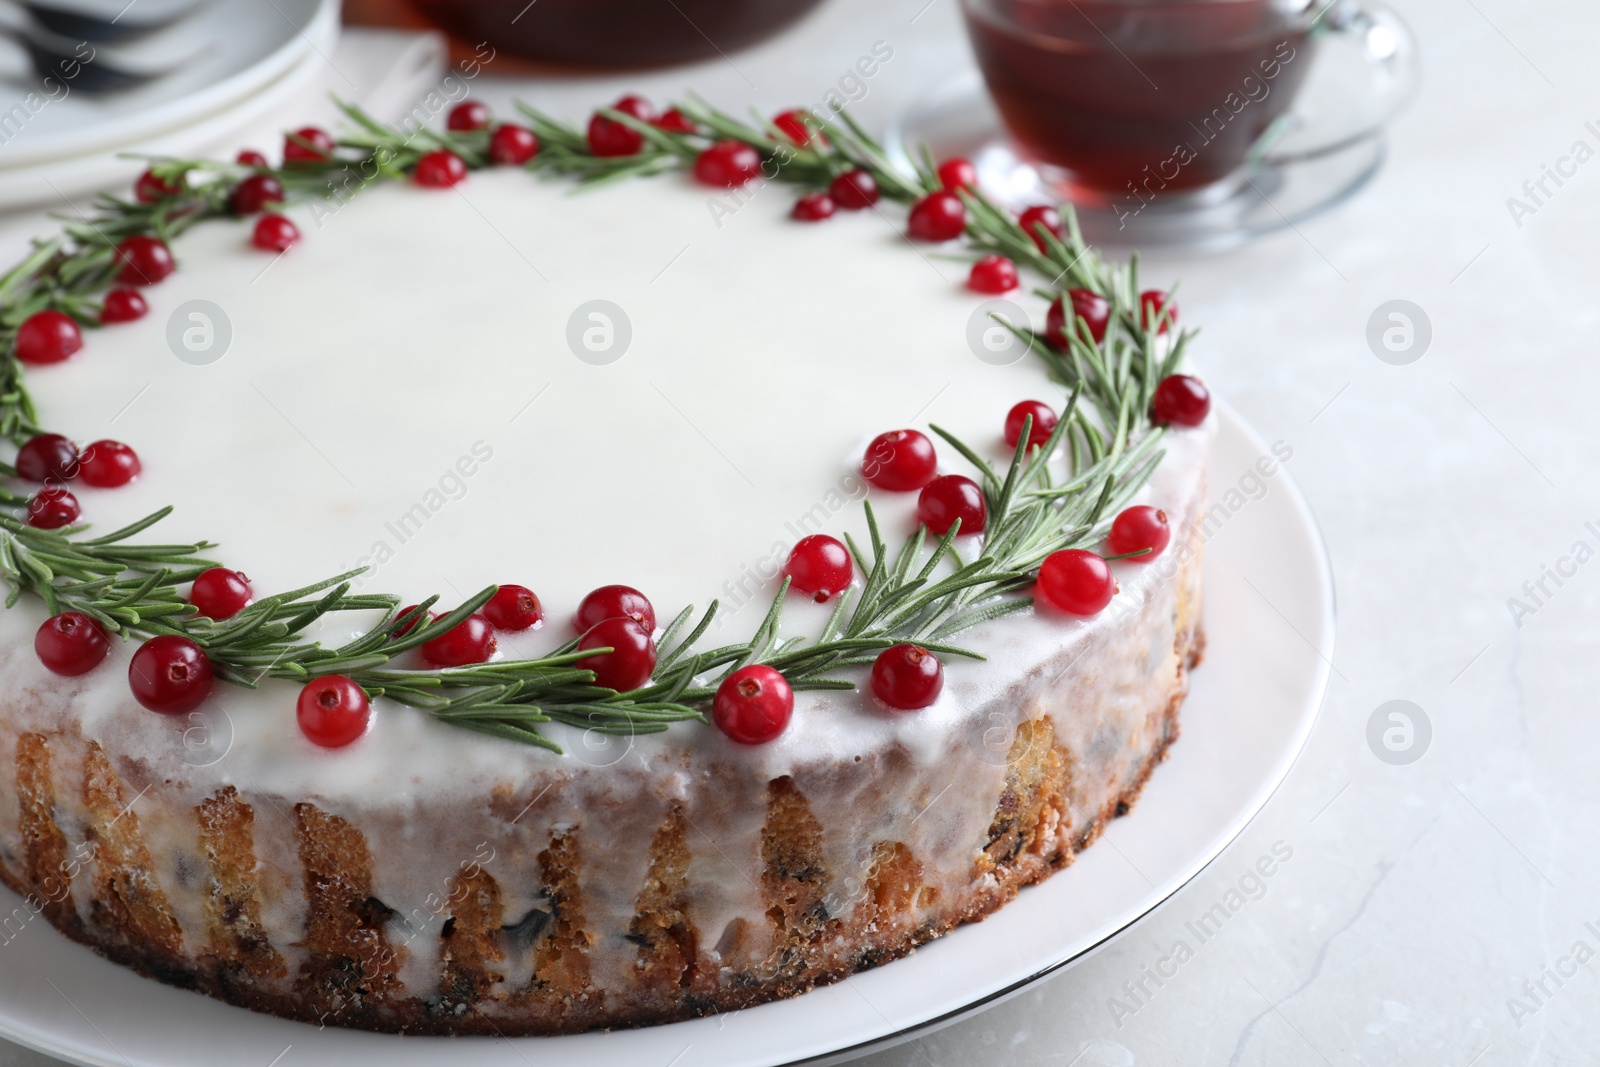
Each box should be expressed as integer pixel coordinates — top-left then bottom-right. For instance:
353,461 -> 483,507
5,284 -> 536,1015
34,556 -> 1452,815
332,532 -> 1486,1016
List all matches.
0,97 -> 1213,1034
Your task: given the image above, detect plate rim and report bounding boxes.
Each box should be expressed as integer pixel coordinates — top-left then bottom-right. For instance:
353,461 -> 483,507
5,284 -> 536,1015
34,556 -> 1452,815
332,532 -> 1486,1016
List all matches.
779,397 -> 1335,1066
0,401 -> 1334,1067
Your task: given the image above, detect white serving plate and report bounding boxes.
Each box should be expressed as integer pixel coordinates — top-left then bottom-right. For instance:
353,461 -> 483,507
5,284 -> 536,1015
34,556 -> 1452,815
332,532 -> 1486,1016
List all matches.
0,0 -> 336,170
0,401 -> 1332,1067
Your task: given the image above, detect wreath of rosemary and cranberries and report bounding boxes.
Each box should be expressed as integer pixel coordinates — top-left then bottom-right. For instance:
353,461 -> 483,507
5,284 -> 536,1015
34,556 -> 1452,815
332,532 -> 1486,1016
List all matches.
0,95 -> 1210,754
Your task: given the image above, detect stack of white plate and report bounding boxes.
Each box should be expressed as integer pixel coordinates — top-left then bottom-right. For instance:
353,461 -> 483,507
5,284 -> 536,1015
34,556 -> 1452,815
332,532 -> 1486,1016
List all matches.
0,0 -> 338,209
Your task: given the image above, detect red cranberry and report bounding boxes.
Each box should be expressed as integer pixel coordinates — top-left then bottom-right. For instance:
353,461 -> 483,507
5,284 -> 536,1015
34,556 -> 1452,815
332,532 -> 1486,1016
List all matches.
773,109 -> 817,146
284,127 -> 334,164
1140,290 -> 1177,333
27,486 -> 79,529
15,310 -> 83,364
114,235 -> 174,286
297,675 -> 372,748
251,214 -> 300,252
1152,374 -> 1211,427
230,173 -> 284,215
489,123 -> 539,165
917,474 -> 986,535
236,149 -> 269,168
712,664 -> 793,744
1004,400 -> 1059,449
1037,549 -> 1116,615
447,100 -> 490,131
1047,289 -> 1110,347
421,612 -> 497,667
782,534 -> 853,602
612,95 -> 655,119
100,287 -> 148,324
577,617 -> 656,691
862,429 -> 937,492
653,107 -> 696,133
393,604 -> 432,638
968,254 -> 1018,294
588,95 -> 654,157
15,433 -> 79,482
1108,505 -> 1171,561
129,635 -> 213,714
190,568 -> 253,620
78,440 -> 141,488
829,168 -> 880,210
792,191 -> 835,221
694,139 -> 763,188
575,585 -> 655,633
908,190 -> 965,241
414,149 -> 467,188
134,169 -> 181,203
484,584 -> 543,631
1018,205 -> 1063,251
870,644 -> 944,710
35,612 -> 110,676
937,157 -> 978,191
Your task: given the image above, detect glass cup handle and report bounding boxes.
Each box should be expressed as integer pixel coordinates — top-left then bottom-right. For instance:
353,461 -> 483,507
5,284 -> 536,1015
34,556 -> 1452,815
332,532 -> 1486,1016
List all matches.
1258,0 -> 1420,165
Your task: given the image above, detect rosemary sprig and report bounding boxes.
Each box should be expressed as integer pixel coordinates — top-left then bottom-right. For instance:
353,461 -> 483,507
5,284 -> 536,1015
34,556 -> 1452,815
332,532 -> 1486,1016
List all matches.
0,98 -> 1196,753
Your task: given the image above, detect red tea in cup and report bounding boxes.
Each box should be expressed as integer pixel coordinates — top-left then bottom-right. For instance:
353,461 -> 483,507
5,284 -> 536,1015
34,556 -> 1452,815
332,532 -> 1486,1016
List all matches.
963,0 -> 1317,195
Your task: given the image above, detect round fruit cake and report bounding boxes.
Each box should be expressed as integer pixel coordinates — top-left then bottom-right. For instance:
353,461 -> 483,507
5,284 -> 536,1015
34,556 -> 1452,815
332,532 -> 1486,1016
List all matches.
0,98 -> 1214,1034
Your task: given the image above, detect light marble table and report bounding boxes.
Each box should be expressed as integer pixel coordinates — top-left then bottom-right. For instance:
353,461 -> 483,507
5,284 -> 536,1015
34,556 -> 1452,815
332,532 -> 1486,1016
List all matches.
3,0 -> 1596,1063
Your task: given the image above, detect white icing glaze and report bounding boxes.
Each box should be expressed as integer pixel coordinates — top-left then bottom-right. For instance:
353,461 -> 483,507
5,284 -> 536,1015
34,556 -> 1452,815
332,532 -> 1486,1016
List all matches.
0,167 -> 1211,802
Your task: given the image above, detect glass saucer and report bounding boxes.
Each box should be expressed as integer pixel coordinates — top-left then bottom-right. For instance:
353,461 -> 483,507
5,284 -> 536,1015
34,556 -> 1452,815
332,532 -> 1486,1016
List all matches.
884,69 -> 1386,252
